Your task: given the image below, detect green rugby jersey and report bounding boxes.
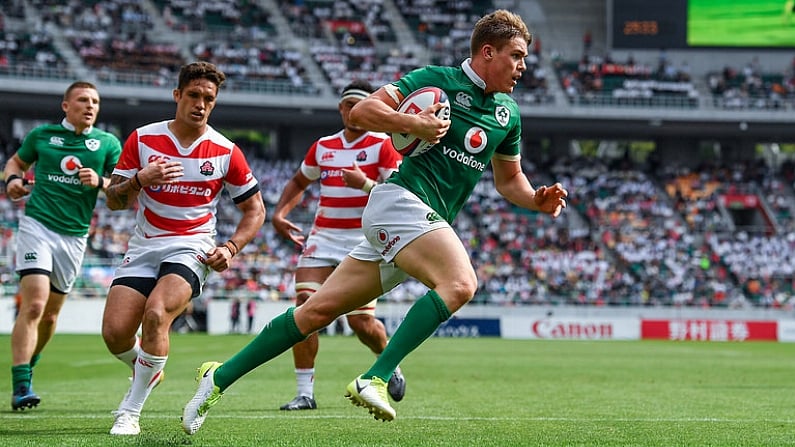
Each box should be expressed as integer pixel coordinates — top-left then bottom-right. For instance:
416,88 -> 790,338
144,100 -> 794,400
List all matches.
17,120 -> 121,236
389,61 -> 522,223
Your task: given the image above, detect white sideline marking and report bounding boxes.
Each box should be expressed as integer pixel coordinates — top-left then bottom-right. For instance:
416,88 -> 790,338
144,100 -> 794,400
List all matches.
3,413 -> 795,423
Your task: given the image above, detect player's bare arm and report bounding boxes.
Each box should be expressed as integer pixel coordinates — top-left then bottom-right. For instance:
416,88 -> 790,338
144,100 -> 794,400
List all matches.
105,173 -> 141,210
3,154 -> 33,200
491,157 -> 568,218
349,89 -> 450,142
272,171 -> 312,247
205,191 -> 266,272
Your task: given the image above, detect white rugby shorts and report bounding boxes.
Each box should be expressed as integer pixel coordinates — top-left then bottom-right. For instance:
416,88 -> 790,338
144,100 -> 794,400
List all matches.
15,215 -> 87,294
349,183 -> 449,293
113,227 -> 213,294
298,228 -> 378,315
298,227 -> 365,268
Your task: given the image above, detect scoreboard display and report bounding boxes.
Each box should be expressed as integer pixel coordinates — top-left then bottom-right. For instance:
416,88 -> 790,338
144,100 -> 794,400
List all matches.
611,0 -> 687,48
610,0 -> 795,49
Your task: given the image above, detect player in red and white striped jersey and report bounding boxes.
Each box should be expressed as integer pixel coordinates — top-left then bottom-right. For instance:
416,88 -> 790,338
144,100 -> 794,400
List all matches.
271,80 -> 405,411
100,62 -> 265,436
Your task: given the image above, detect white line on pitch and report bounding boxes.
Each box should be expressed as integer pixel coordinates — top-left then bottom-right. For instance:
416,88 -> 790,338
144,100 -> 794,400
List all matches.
3,413 -> 795,423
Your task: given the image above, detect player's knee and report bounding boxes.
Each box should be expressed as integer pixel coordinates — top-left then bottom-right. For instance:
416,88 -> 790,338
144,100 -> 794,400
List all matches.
141,305 -> 171,333
19,300 -> 45,321
101,324 -> 125,349
444,276 -> 478,307
295,302 -> 338,332
347,313 -> 376,334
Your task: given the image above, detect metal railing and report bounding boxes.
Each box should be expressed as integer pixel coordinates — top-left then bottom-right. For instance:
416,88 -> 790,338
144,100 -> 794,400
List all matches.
0,64 -> 75,81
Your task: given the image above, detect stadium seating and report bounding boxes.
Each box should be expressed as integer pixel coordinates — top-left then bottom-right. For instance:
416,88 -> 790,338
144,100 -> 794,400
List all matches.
1,0 -> 795,312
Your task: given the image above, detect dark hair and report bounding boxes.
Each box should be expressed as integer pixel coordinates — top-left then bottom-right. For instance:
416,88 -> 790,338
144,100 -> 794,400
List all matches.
64,81 -> 97,101
177,61 -> 226,91
341,79 -> 376,96
470,9 -> 532,55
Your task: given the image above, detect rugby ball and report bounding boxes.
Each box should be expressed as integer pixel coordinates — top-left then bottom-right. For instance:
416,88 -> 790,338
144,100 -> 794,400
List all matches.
391,87 -> 451,157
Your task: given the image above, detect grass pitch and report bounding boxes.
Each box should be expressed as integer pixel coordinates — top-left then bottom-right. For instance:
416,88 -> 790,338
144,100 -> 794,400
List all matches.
1,334 -> 794,446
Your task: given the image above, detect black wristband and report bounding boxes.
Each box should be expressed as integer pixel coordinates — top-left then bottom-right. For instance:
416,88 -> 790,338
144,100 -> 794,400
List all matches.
227,239 -> 240,253
6,174 -> 21,185
97,178 -> 104,191
132,173 -> 143,191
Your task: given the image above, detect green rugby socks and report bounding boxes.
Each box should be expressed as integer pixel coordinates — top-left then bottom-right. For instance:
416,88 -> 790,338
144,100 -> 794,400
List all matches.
364,290 -> 451,381
214,307 -> 306,391
12,364 -> 32,391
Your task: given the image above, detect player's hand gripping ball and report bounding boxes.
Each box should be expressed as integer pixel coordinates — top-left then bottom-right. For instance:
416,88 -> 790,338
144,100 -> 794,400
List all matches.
390,87 -> 451,157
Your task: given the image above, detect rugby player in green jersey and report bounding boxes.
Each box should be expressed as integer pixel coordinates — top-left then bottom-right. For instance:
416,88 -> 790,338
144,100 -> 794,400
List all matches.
4,81 -> 121,411
182,9 -> 567,433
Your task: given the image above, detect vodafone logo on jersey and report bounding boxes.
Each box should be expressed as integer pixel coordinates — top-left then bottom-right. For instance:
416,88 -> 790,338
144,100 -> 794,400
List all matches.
464,127 -> 487,154
60,156 -> 82,175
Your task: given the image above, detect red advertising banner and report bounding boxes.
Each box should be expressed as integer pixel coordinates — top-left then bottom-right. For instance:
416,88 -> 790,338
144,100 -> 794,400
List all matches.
719,193 -> 758,209
641,319 -> 777,341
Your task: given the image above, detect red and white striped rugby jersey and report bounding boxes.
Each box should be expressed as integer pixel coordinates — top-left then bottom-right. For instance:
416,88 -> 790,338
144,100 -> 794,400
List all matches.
300,130 -> 401,230
114,120 -> 259,238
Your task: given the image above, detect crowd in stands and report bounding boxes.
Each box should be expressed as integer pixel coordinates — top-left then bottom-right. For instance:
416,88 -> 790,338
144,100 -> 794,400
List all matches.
155,0 -> 273,33
1,2 -> 795,309
707,57 -> 795,110
0,1 -> 68,77
2,0 -> 794,110
555,52 -> 699,108
0,0 -> 546,99
396,0 -> 492,66
3,151 -> 795,310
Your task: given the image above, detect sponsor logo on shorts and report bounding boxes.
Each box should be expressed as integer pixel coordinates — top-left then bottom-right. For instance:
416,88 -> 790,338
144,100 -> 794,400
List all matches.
23,252 -> 37,262
121,256 -> 131,265
196,253 -> 206,263
375,229 -> 400,256
199,161 -> 215,176
302,244 -> 318,257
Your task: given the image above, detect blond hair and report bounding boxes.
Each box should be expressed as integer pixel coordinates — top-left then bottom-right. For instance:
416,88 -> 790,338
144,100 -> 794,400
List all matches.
470,9 -> 532,55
